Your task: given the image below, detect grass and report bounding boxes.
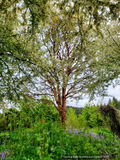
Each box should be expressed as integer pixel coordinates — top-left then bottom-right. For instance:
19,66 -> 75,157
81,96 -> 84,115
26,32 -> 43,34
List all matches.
0,111 -> 120,160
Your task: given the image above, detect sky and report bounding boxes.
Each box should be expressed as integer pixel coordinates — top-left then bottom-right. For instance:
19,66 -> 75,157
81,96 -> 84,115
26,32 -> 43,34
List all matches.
0,81 -> 120,114
67,84 -> 120,108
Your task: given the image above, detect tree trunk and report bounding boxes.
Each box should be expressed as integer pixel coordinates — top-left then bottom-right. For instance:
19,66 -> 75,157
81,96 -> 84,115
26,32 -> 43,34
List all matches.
59,105 -> 67,129
61,88 -> 67,129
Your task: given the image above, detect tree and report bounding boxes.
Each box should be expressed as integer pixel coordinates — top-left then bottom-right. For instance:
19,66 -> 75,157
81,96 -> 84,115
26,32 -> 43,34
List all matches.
108,97 -> 120,110
83,17 -> 120,100
66,107 -> 86,129
41,0 -> 120,102
0,0 -> 50,101
56,0 -> 120,32
99,104 -> 120,137
1,0 -> 120,102
66,107 -> 78,129
1,0 -> 120,128
82,104 -> 105,128
24,9 -> 104,128
21,0 -> 120,128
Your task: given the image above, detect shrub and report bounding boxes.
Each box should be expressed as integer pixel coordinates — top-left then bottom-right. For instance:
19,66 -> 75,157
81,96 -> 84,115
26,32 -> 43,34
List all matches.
0,116 -> 8,132
77,114 -> 86,128
66,108 -> 79,129
18,101 -> 60,125
82,104 -> 105,128
0,108 -> 21,132
66,108 -> 86,129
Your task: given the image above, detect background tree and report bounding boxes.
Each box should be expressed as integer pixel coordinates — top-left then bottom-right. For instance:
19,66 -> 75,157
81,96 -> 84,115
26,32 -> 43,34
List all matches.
66,107 -> 86,129
99,104 -> 120,137
82,104 -> 105,128
66,106 -> 83,117
108,97 -> 120,110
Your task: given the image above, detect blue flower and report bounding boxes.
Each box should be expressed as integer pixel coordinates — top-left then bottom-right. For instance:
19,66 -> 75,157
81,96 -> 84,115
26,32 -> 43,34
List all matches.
70,127 -> 73,133
74,129 -> 79,135
94,136 -> 97,140
1,152 -> 5,159
89,131 -> 93,135
2,142 -> 5,145
84,132 -> 87,136
99,134 -> 104,139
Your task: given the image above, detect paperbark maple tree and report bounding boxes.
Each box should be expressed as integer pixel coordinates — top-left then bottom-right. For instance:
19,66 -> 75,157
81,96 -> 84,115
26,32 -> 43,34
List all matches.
25,0 -> 120,127
25,14 -> 98,128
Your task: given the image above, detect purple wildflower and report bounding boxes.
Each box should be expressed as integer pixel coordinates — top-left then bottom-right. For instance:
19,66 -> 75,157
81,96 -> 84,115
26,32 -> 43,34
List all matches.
1,152 -> 5,159
2,142 -> 5,145
89,131 -> 93,135
70,127 -> 73,133
99,134 -> 104,139
94,136 -> 97,140
84,132 -> 87,136
74,129 -> 79,135
115,135 -> 119,139
65,129 -> 70,133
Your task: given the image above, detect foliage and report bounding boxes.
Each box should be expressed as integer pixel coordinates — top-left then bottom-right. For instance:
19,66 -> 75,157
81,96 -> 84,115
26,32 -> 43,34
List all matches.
0,0 -> 119,103
0,101 -> 120,160
66,108 -> 79,129
77,114 -> 87,129
86,19 -> 120,100
0,117 -> 8,133
0,113 -> 3,119
19,100 -> 60,124
82,104 -> 106,128
99,104 -> 120,137
108,97 -> 120,110
0,108 -> 21,132
0,99 -> 60,133
0,0 -> 50,101
0,118 -> 120,160
66,107 -> 86,129
66,106 -> 83,117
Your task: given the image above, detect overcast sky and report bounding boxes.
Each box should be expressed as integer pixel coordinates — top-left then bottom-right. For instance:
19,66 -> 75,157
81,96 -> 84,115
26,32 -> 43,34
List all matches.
67,84 -> 120,108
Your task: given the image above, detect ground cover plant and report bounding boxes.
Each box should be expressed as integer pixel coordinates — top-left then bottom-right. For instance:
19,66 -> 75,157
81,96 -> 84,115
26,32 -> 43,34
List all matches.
0,102 -> 120,160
